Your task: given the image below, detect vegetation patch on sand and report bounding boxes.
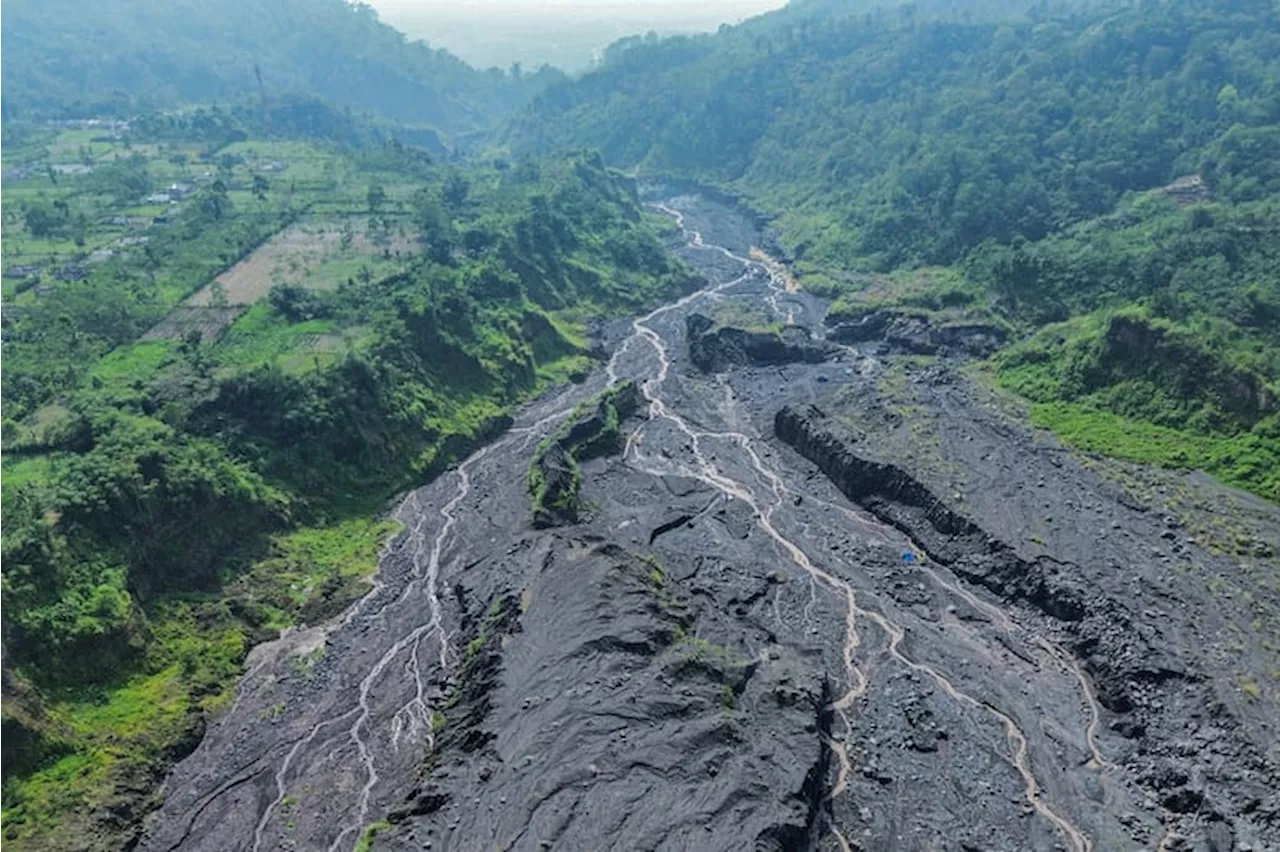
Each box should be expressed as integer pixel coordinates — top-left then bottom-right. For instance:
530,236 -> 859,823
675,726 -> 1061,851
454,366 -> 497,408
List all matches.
528,380 -> 641,526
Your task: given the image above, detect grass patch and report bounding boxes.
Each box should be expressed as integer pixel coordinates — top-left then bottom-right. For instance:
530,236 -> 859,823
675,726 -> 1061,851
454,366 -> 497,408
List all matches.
1,751 -> 108,841
535,353 -> 594,385
305,255 -> 395,289
231,516 -> 402,630
0,516 -> 399,847
213,304 -> 347,371
3,657 -> 221,845
547,311 -> 591,350
527,381 -> 639,525
1,455 -> 55,498
993,306 -> 1280,503
709,300 -> 780,334
353,820 -> 392,852
1029,402 -> 1280,502
89,340 -> 175,385
824,264 -> 994,328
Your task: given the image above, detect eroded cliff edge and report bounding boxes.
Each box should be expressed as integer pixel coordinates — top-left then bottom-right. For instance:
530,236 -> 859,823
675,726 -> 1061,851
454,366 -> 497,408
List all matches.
774,381 -> 1280,850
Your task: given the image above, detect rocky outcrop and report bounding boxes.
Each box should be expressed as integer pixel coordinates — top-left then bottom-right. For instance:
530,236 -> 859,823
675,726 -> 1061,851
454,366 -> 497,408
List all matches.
827,309 -> 1006,357
383,541 -> 834,852
773,403 -> 1195,705
528,381 -> 640,527
1094,314 -> 1276,424
686,313 -> 832,372
1152,174 -> 1211,206
775,402 -> 1280,846
774,404 -> 1091,622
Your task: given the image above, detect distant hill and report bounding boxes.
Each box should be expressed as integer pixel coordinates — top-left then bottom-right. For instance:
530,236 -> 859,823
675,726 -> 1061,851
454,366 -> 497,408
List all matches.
504,0 -> 1280,501
507,0 -> 1277,266
374,0 -> 786,74
2,0 -> 564,135
752,0 -> 1083,29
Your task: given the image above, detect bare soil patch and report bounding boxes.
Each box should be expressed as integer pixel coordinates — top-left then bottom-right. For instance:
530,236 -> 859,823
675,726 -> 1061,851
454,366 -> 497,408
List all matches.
142,305 -> 245,342
186,219 -> 418,306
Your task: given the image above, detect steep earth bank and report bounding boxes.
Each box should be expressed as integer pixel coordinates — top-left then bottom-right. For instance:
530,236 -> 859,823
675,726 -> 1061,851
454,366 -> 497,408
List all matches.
687,312 -> 834,372
139,195 -> 1279,852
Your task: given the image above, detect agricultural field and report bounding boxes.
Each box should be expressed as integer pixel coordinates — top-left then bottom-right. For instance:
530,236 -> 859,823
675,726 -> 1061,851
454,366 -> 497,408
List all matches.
143,214 -> 419,343
206,303 -> 367,375
2,125 -> 205,291
0,120 -> 438,847
186,217 -> 419,306
1,122 -> 425,377
140,306 -> 246,344
1,127 -> 366,298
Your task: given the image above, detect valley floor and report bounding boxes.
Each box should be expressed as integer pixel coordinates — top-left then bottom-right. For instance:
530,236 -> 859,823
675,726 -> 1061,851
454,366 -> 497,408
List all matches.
140,196 -> 1280,852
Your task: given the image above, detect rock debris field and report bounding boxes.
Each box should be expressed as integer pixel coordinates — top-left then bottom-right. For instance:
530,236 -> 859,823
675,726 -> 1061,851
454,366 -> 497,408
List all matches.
140,196 -> 1280,852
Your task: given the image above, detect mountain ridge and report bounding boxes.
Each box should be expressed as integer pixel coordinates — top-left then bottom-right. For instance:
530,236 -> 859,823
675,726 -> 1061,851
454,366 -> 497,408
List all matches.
1,0 -> 564,136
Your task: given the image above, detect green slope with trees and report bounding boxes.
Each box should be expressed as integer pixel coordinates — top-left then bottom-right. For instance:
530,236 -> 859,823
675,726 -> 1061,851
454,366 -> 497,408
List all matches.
2,0 -> 564,137
506,0 -> 1280,499
0,125 -> 697,846
509,0 -> 1278,267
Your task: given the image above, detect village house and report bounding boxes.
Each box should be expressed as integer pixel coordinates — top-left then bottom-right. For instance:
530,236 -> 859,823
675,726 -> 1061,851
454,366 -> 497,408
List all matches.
4,262 -> 46,280
56,263 -> 89,282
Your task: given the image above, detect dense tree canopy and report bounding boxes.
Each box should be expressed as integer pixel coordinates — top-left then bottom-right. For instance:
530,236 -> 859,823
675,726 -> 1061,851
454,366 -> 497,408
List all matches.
2,151 -> 694,687
508,0 -> 1280,268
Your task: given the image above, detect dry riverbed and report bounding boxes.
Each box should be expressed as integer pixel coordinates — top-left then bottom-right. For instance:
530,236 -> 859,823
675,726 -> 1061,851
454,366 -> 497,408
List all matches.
140,196 -> 1280,852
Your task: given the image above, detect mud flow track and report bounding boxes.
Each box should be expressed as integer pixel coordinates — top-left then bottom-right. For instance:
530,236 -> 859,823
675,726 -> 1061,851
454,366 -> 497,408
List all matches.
618,204 -> 1102,852
140,196 -> 1238,852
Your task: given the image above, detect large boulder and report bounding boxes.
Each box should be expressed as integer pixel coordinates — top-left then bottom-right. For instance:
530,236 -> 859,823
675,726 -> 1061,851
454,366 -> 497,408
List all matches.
827,309 -> 1006,357
686,312 -> 833,372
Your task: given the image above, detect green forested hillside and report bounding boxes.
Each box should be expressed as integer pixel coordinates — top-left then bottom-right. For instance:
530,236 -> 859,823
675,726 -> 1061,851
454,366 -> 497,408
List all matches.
719,0 -> 1117,36
510,0 -> 1278,267
2,0 -> 563,135
0,130 -> 696,847
507,0 -> 1280,499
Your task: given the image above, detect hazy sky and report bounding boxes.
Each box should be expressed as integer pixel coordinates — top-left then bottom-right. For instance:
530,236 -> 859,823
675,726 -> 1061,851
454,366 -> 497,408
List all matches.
369,0 -> 782,11
366,0 -> 787,70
